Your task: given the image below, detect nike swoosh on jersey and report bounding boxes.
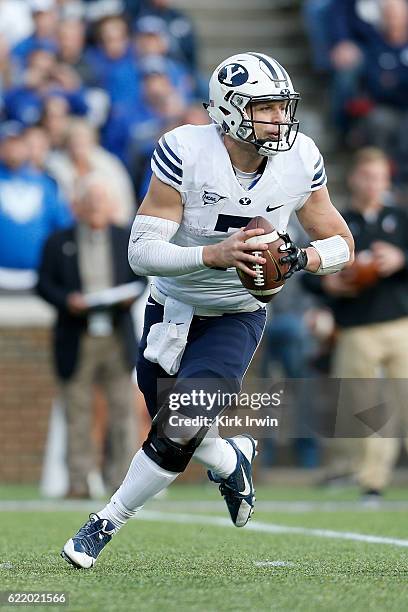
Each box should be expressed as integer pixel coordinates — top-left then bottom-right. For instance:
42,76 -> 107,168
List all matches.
266,204 -> 284,212
240,466 -> 251,496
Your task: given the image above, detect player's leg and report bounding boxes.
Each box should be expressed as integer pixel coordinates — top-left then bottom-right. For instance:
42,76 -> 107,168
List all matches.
177,310 -> 266,526
192,425 -> 237,478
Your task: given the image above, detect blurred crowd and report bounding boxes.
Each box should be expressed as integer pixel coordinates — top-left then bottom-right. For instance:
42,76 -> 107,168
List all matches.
0,0 -> 209,285
304,0 -> 408,190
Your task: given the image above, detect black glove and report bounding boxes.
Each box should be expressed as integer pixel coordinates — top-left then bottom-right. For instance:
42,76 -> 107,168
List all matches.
278,233 -> 308,279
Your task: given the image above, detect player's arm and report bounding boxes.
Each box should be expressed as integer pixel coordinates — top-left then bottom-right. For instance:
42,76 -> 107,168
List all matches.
136,172 -> 184,223
279,187 -> 354,278
129,175 -> 267,278
297,186 -> 355,273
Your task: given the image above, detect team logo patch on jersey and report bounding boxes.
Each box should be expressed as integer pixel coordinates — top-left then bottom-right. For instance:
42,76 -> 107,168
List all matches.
239,197 -> 251,205
202,190 -> 226,206
218,63 -> 249,87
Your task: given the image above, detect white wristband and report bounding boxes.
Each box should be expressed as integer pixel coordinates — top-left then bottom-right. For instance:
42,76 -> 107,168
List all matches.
310,235 -> 350,275
128,214 -> 205,277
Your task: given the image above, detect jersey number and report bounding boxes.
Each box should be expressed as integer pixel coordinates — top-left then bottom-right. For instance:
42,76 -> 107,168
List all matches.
214,214 -> 253,233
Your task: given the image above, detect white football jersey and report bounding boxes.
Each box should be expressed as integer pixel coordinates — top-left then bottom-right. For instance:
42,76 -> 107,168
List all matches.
151,123 -> 327,312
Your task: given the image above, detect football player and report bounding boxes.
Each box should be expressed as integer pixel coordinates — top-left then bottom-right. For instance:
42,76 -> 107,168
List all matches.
61,52 -> 354,568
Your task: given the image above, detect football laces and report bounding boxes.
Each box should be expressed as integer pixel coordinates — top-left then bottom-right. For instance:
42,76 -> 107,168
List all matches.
252,250 -> 265,286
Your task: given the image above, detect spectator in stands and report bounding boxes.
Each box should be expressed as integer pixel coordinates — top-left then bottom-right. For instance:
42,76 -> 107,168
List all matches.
128,58 -> 187,198
350,0 -> 408,185
55,16 -> 111,127
326,0 -> 408,151
37,174 -> 147,497
304,147 -> 408,499
325,0 -> 383,131
86,14 -> 141,160
87,14 -> 140,105
24,123 -> 67,210
133,15 -> 194,102
4,44 -> 89,125
329,0 -> 382,61
12,0 -> 58,73
136,0 -> 198,70
56,17 -> 94,85
5,45 -> 58,125
303,0 -> 334,73
48,117 -> 136,224
0,120 -> 72,272
40,94 -> 71,150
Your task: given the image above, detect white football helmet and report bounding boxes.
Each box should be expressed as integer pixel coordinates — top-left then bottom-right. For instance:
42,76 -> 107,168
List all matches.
205,52 -> 300,156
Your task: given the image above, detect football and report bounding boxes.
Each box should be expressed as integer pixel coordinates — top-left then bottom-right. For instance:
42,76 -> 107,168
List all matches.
340,249 -> 379,291
237,216 -> 290,303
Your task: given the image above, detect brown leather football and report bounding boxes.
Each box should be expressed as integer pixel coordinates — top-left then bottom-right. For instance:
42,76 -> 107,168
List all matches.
237,216 -> 290,303
340,249 -> 379,291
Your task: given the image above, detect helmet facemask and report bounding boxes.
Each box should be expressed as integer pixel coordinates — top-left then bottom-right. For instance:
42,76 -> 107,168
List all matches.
230,92 -> 300,157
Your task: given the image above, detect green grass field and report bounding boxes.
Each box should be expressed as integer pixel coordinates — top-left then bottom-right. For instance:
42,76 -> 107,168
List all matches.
1,484 -> 408,612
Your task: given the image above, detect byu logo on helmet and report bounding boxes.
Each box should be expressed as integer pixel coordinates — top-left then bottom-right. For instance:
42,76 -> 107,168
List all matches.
218,63 -> 249,87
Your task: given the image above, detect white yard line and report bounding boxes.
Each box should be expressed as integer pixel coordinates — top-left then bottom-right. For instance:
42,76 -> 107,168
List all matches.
1,501 -> 408,548
138,510 -> 408,548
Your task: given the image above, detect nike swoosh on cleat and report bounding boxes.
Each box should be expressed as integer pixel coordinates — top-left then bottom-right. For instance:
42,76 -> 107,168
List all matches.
239,466 -> 251,496
266,204 -> 284,212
